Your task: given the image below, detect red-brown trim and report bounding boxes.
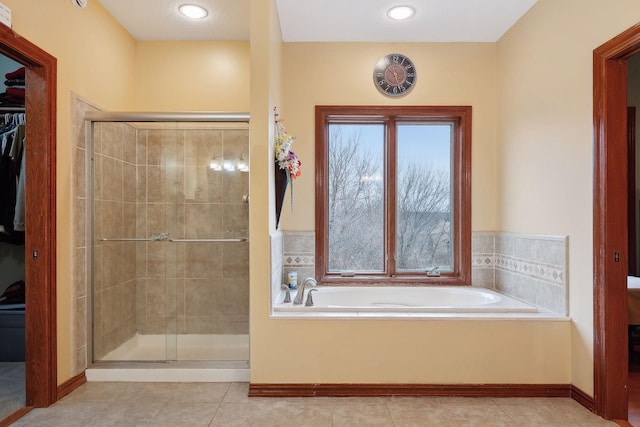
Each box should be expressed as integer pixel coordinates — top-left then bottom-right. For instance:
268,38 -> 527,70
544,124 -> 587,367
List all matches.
314,105 -> 471,286
0,407 -> 33,427
57,372 -> 86,400
0,25 -> 57,408
248,383 -> 570,398
594,22 -> 640,421
628,107 -> 636,275
571,384 -> 595,412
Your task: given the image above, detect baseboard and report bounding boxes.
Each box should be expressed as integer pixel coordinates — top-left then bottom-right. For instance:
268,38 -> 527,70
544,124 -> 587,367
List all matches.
0,407 -> 32,427
570,384 -> 594,411
248,383 -> 571,398
57,371 -> 86,400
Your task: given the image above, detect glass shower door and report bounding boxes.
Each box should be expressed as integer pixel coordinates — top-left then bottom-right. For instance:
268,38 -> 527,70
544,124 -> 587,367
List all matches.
90,117 -> 249,365
161,123 -> 250,362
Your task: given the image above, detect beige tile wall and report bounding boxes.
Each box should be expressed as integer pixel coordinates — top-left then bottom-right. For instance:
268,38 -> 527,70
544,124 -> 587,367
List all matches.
71,95 -> 99,374
135,128 -> 250,336
72,104 -> 251,367
92,122 -> 138,359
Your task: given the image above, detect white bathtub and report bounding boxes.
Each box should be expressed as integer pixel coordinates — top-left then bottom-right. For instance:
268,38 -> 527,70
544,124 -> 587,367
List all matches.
274,286 -> 539,314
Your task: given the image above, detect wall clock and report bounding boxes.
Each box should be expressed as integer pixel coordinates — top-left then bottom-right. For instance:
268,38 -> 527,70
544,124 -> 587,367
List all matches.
373,53 -> 416,97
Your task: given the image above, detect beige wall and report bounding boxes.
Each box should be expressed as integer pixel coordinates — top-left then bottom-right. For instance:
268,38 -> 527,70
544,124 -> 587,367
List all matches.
248,33 -> 572,383
135,41 -> 250,111
496,0 -> 640,395
277,42 -> 497,232
248,0 -> 284,378
3,0 -> 137,384
8,0 -> 640,395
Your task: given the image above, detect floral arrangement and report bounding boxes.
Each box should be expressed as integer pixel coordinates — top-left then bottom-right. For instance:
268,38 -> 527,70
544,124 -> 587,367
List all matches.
274,110 -> 302,180
274,108 -> 301,227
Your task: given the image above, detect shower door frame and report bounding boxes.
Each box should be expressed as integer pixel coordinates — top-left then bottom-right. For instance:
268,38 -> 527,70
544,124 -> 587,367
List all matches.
84,111 -> 250,366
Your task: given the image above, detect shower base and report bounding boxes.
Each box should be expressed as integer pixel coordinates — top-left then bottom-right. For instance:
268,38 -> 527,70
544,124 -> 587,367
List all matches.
99,333 -> 249,361
86,333 -> 249,383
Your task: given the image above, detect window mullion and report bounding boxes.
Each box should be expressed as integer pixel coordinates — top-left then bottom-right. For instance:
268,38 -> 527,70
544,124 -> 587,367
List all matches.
387,118 -> 397,277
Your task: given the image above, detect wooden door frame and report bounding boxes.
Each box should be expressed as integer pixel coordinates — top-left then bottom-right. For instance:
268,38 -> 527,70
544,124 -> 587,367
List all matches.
594,22 -> 640,420
0,26 -> 57,408
628,107 -> 636,276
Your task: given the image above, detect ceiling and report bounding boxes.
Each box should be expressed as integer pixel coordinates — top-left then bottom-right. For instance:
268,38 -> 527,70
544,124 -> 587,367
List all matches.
97,0 -> 538,42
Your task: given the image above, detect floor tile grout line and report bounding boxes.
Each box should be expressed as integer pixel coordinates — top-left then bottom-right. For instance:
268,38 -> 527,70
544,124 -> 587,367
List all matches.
206,400 -> 222,427
217,381 -> 233,404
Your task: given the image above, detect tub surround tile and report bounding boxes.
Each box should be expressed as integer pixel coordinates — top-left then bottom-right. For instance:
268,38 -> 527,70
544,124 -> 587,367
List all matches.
494,234 -> 568,316
270,232 -> 284,306
471,268 -> 495,289
494,254 -> 564,287
279,231 -> 568,316
472,232 -> 495,254
281,231 -> 315,286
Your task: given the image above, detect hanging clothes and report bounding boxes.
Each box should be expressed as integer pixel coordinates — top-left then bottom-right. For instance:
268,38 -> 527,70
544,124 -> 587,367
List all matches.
0,67 -> 24,108
0,113 -> 25,244
13,138 -> 25,232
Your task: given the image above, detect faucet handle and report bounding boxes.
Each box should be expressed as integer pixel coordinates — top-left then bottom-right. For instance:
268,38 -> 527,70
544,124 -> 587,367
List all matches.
283,289 -> 291,303
426,266 -> 441,277
305,289 -> 318,306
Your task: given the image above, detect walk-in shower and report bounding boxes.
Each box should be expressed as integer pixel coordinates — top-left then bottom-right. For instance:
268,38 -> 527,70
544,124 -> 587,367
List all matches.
84,112 -> 249,381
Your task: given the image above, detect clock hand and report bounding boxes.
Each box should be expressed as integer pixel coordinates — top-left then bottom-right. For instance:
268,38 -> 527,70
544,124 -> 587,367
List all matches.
391,66 -> 401,87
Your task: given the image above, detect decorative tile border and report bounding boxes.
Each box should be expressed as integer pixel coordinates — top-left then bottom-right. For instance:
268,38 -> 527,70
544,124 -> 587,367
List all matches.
472,253 -> 495,269
278,230 -> 568,315
494,254 -> 564,287
283,252 -> 315,268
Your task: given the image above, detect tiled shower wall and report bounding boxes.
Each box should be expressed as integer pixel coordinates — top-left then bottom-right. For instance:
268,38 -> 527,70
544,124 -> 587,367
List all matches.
72,97 -> 250,369
279,231 -> 568,315
72,95 -> 99,374
134,127 -> 249,335
92,122 -> 138,359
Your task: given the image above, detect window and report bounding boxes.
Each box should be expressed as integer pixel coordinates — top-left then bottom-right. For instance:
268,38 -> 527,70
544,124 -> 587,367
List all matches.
315,106 -> 471,285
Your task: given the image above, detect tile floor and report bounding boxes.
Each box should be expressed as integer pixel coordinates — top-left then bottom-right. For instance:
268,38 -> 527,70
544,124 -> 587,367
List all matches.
0,362 -> 24,422
6,381 -> 619,427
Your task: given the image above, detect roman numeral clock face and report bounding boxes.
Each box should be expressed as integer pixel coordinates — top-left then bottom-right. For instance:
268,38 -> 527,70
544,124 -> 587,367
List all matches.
373,54 -> 416,97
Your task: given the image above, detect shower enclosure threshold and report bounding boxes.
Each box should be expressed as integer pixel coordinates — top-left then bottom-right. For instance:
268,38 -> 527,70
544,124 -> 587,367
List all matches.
86,360 -> 250,383
99,333 -> 249,361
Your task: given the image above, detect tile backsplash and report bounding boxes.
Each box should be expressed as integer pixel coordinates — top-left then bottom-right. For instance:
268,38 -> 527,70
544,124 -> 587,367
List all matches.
278,231 -> 568,316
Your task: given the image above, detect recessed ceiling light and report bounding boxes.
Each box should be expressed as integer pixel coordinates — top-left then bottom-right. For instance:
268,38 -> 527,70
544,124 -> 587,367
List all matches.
387,5 -> 415,21
179,4 -> 208,19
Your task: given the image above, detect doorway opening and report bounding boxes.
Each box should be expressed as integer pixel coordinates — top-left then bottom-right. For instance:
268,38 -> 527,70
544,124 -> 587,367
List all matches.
0,24 -> 57,424
593,22 -> 640,421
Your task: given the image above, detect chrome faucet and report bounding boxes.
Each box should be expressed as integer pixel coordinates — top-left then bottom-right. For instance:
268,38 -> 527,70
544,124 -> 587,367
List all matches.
293,277 -> 317,305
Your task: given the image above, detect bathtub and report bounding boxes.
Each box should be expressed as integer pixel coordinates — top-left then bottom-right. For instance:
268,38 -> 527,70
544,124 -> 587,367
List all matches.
273,286 -> 540,315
